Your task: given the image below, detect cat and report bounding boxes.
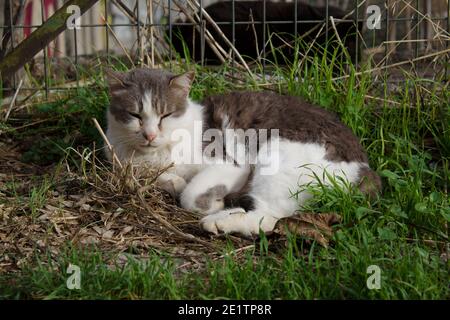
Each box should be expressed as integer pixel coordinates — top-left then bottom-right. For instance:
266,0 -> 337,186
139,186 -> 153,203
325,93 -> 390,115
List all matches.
105,67 -> 381,236
171,1 -> 362,65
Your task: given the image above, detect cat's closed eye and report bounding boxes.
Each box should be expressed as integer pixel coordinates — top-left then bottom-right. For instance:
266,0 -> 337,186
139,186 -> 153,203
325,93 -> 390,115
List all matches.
128,112 -> 143,125
160,112 -> 174,122
128,111 -> 141,119
158,112 -> 174,129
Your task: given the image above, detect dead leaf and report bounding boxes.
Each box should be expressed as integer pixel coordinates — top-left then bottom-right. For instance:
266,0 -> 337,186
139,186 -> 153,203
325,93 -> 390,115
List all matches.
121,226 -> 133,235
274,212 -> 342,247
93,226 -> 105,235
102,230 -> 114,240
36,239 -> 46,248
105,221 -> 114,230
80,204 -> 91,211
80,235 -> 100,245
61,200 -> 74,208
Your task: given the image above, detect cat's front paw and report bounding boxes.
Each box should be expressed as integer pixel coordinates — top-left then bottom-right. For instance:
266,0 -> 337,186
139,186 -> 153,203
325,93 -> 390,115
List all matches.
200,209 -> 249,236
156,173 -> 187,197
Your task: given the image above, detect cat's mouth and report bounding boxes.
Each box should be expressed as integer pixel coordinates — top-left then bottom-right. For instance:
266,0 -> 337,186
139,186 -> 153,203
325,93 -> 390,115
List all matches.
141,143 -> 156,148
140,141 -> 159,149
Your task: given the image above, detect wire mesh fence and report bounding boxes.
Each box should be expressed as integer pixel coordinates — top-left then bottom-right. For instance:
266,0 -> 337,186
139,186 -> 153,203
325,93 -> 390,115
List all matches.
0,0 -> 449,95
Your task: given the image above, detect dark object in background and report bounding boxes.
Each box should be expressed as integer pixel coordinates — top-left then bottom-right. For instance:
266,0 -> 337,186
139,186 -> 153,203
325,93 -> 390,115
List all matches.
170,1 -> 362,65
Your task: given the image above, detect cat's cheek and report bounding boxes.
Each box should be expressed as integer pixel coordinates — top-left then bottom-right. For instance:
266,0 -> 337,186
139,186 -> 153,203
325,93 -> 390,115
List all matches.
160,118 -> 178,130
149,134 -> 167,147
124,120 -> 141,132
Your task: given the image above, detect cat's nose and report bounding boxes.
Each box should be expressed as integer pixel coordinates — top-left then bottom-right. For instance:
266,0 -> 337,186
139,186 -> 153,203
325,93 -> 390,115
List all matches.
143,132 -> 157,142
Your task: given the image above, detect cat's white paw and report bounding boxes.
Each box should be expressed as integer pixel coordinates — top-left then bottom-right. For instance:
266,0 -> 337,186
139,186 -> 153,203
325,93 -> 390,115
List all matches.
200,209 -> 251,236
156,173 -> 187,196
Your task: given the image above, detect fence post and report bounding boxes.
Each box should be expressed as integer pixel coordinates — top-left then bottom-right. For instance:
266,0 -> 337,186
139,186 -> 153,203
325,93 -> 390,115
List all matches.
0,0 -> 100,81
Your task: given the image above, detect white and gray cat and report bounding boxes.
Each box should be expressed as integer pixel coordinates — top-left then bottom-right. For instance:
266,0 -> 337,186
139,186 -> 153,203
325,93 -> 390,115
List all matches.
105,68 -> 381,236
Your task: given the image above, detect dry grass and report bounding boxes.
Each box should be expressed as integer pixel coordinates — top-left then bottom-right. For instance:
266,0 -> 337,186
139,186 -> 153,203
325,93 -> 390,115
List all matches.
0,138 -> 245,273
0,114 -> 341,275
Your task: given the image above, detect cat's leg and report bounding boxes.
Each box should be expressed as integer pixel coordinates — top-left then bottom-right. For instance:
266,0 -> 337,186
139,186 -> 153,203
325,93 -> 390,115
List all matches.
156,164 -> 203,197
199,142 -> 309,236
180,164 -> 250,214
200,207 -> 278,237
199,181 -> 308,236
156,172 -> 187,197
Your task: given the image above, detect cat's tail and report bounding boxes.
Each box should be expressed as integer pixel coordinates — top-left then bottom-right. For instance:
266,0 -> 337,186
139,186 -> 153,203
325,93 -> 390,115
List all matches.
357,166 -> 382,199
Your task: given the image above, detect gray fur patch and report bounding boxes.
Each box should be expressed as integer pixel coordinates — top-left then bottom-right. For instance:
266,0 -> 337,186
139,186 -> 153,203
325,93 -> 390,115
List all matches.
107,68 -> 191,123
194,184 -> 228,210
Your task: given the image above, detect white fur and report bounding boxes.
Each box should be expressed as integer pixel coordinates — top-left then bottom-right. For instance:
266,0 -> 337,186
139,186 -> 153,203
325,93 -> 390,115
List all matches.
180,164 -> 251,214
141,91 -> 160,138
106,96 -> 205,184
107,92 -> 365,236
199,139 -> 364,236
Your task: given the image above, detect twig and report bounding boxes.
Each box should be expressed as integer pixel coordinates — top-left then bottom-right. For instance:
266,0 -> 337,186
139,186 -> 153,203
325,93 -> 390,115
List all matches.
375,0 -> 449,68
172,0 -> 227,63
92,117 -> 123,169
296,23 -> 326,72
364,94 -> 402,106
93,115 -> 213,250
329,16 -> 352,62
187,0 -> 254,79
1,116 -> 60,135
331,48 -> 450,81
249,9 -> 261,65
136,188 -> 217,250
376,14 -> 428,68
100,15 -> 135,67
0,0 -> 25,59
176,244 -> 255,270
218,244 -> 255,259
4,79 -> 23,122
112,0 -> 169,59
148,0 -> 155,67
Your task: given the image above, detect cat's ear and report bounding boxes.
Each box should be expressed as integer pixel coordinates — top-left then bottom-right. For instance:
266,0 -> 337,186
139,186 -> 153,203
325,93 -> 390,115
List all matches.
104,68 -> 131,96
168,71 -> 195,99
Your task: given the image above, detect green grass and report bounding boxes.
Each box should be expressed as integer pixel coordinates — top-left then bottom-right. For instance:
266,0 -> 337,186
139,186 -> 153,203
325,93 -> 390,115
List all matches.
0,49 -> 448,299
0,234 -> 447,299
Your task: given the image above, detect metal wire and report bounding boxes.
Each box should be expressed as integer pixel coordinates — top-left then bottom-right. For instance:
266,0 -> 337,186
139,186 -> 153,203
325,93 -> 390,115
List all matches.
8,0 -> 16,90
0,0 -> 448,94
39,0 -> 49,98
355,0 -> 359,67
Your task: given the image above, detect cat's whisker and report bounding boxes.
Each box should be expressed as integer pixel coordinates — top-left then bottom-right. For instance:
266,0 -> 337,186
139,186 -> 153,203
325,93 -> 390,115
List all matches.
110,137 -> 140,145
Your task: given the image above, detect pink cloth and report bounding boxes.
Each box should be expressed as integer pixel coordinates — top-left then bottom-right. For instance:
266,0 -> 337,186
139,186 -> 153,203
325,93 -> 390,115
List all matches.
23,0 -> 58,56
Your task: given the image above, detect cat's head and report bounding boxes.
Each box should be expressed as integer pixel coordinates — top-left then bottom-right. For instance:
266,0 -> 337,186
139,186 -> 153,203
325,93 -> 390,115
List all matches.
106,68 -> 195,150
